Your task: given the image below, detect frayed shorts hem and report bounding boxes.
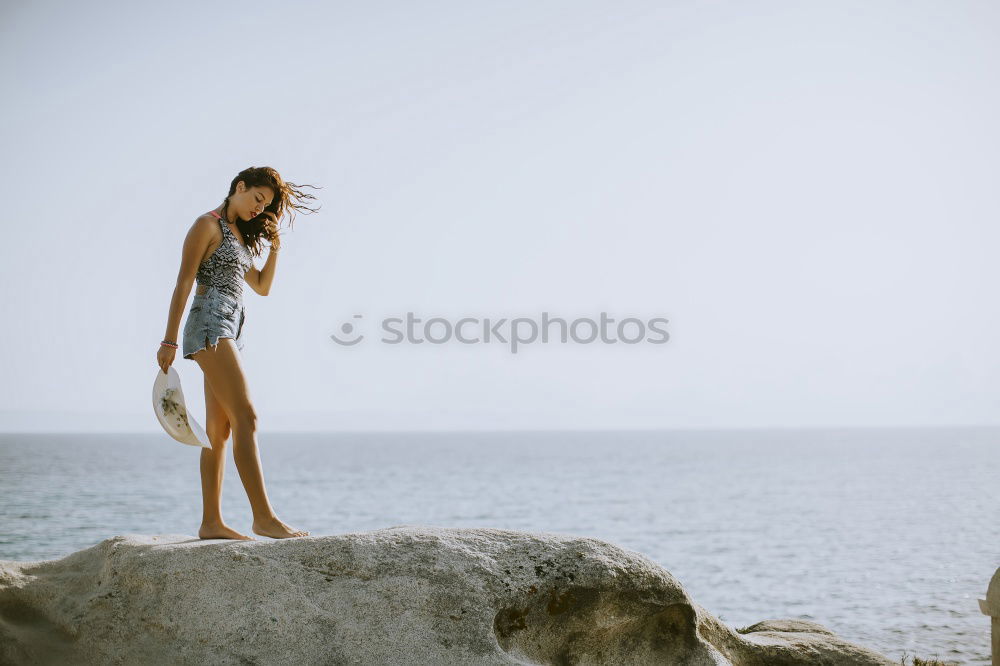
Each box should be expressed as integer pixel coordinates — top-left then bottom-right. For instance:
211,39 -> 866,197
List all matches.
182,334 -> 245,360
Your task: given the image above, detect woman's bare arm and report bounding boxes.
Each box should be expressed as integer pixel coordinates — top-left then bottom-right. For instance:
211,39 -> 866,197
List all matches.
162,217 -> 216,342
245,249 -> 279,296
244,212 -> 281,296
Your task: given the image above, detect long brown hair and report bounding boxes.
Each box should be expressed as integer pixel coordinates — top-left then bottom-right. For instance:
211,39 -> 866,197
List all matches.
220,166 -> 321,258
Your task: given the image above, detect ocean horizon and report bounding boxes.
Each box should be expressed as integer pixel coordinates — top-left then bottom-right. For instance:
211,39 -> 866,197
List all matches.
0,426 -> 994,663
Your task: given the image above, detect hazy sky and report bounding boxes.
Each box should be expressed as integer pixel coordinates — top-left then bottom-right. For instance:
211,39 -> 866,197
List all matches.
1,1 -> 998,432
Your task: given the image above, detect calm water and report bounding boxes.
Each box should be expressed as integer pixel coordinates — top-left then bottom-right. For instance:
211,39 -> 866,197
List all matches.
0,428 -> 996,664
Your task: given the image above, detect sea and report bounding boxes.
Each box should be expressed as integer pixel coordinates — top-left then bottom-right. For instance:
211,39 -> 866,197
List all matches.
1,427 -> 996,664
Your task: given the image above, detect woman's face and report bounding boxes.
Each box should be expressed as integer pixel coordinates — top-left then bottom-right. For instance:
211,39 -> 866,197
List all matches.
234,182 -> 276,221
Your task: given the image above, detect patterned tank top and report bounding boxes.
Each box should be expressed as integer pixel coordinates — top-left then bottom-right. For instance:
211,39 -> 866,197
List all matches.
195,210 -> 253,300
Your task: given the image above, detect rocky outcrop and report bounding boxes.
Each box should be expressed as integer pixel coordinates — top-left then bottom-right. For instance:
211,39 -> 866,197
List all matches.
0,526 -> 893,665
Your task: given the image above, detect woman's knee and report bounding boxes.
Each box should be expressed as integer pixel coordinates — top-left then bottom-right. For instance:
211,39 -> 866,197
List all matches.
206,421 -> 231,445
231,404 -> 258,433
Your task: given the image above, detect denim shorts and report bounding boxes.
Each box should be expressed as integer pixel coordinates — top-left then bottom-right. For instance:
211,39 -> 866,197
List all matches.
182,286 -> 246,359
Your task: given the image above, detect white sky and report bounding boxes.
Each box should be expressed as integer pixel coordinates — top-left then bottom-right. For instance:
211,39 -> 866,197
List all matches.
1,0 -> 998,432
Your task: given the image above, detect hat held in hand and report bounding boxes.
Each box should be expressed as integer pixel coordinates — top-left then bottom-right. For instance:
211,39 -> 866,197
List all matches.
152,367 -> 211,448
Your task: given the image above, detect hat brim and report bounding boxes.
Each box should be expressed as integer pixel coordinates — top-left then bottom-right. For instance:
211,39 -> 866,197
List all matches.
152,367 -> 212,449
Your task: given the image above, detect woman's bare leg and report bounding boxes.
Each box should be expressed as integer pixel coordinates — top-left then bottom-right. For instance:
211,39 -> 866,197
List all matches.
198,372 -> 254,540
193,337 -> 309,538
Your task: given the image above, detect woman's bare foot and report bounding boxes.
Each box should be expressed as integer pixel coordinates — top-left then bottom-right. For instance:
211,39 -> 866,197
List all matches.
199,522 -> 256,540
252,516 -> 310,539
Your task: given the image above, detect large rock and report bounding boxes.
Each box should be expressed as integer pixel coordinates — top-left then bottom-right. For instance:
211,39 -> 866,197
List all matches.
0,526 -> 893,665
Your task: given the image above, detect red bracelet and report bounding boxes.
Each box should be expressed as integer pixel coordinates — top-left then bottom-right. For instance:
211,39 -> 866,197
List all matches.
160,341 -> 178,349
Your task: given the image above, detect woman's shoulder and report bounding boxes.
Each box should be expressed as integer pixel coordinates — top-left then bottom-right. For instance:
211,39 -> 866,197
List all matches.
184,213 -> 224,251
194,211 -> 223,224
191,212 -> 224,234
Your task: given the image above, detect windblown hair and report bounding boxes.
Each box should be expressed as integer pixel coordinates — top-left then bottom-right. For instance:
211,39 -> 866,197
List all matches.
220,166 -> 321,258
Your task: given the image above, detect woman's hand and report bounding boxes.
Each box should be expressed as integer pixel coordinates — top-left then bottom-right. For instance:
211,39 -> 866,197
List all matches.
260,211 -> 281,251
157,344 -> 176,374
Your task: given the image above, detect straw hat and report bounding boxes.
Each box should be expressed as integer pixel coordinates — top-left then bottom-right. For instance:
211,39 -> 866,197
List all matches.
152,367 -> 211,448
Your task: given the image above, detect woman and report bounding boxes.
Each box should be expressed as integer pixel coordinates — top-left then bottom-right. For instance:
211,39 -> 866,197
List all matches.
156,166 -> 320,541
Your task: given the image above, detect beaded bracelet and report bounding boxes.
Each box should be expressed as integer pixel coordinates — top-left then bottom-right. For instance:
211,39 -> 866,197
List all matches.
160,340 -> 178,349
